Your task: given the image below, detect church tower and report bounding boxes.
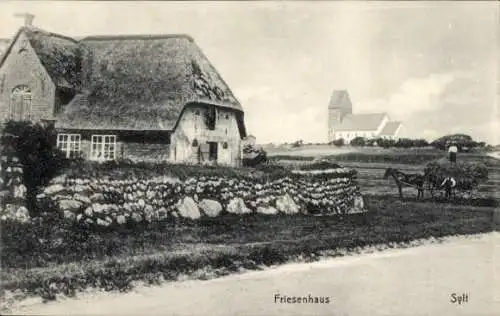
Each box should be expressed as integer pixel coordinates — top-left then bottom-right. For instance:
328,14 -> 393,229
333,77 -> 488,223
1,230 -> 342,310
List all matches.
328,90 -> 352,142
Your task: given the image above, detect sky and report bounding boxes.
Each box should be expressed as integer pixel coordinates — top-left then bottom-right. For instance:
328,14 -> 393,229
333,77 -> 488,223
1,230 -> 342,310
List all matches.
0,1 -> 498,144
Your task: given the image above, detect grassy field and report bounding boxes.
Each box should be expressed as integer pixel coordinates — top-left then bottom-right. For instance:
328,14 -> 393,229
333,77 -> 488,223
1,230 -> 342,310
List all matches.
270,147 -> 500,200
1,147 -> 499,309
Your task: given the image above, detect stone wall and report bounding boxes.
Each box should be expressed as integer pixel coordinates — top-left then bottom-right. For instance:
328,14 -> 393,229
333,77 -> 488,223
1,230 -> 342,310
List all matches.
35,167 -> 366,226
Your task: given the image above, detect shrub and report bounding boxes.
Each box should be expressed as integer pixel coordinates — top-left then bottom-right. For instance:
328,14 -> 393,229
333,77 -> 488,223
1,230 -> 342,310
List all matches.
431,134 -> 476,151
350,137 -> 366,147
331,138 -> 345,147
242,144 -> 268,167
1,121 -> 68,215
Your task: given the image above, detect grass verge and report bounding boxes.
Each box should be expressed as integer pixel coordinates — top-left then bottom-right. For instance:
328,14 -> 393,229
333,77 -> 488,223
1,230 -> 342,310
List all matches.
1,195 -> 497,309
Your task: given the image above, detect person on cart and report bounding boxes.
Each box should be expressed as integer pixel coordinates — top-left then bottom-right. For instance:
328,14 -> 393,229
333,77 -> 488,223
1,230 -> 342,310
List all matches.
448,142 -> 458,164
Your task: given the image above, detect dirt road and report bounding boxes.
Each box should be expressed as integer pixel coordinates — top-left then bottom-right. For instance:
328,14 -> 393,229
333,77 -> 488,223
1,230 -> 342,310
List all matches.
11,233 -> 499,316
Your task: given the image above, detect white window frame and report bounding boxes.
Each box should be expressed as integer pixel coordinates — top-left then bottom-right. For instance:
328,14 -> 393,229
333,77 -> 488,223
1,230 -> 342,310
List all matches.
57,134 -> 81,158
91,135 -> 117,161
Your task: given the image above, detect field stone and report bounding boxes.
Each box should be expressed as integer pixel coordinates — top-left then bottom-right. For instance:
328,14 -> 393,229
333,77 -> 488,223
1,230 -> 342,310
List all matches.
59,199 -> 83,212
92,203 -> 106,214
256,206 -> 279,215
96,218 -> 110,227
73,184 -> 90,193
176,197 -> 201,220
131,212 -> 143,222
84,207 -> 93,216
90,193 -> 105,203
227,198 -> 252,215
74,194 -> 92,205
63,210 -> 76,221
13,184 -> 27,199
44,184 -> 65,195
275,194 -> 300,214
144,204 -> 154,214
198,199 -> 222,217
117,215 -> 126,225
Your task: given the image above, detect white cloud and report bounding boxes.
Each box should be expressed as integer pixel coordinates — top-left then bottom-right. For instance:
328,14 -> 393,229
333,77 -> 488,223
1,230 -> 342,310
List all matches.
357,73 -> 456,120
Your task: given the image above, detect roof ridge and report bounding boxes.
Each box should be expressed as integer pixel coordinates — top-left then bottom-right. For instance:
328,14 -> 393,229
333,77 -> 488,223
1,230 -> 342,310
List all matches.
79,34 -> 194,42
21,26 -> 79,44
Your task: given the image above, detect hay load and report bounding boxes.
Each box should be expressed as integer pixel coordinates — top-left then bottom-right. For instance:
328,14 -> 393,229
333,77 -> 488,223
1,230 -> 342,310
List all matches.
424,158 -> 488,188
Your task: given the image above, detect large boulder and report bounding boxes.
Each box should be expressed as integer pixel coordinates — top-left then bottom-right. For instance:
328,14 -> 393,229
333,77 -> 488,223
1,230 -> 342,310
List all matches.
227,198 -> 252,214
275,194 -> 300,214
176,197 -> 201,220
199,199 -> 223,217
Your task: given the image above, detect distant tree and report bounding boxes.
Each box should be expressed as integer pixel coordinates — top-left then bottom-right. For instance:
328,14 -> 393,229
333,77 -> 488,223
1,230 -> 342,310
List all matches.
375,138 -> 396,148
331,138 -> 345,147
431,134 -> 474,151
412,139 -> 429,147
291,140 -> 303,148
350,137 -> 366,147
394,138 -> 415,148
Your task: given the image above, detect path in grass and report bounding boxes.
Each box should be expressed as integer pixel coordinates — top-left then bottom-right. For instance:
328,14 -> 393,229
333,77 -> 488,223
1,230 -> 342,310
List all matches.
10,232 -> 499,316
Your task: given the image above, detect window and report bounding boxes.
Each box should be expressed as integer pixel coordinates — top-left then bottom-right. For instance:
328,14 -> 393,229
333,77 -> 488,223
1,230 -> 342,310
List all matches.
57,134 -> 81,158
91,135 -> 117,161
10,85 -> 32,120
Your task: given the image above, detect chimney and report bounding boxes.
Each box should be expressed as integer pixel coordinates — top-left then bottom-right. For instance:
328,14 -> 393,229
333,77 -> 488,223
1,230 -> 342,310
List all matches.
14,13 -> 35,27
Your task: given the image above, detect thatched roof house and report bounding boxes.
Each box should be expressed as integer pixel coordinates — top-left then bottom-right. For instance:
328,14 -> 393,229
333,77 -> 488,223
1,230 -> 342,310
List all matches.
0,25 -> 247,166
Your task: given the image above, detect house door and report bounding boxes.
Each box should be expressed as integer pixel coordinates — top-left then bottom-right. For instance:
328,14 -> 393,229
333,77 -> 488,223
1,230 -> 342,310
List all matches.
208,142 -> 218,162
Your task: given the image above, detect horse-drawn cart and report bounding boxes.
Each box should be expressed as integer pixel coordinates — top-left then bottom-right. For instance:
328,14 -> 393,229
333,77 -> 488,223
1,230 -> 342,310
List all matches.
383,159 -> 487,200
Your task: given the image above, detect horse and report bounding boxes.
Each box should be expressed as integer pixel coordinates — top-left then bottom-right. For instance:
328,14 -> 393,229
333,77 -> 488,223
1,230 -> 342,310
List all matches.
383,168 -> 425,200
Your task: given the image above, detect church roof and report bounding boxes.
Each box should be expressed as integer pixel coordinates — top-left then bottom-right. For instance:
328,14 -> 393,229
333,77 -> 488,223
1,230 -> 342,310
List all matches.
328,90 -> 352,109
379,121 -> 401,135
335,113 -> 387,131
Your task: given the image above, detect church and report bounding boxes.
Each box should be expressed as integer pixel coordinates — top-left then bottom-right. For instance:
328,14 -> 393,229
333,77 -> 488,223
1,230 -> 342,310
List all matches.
327,90 -> 402,144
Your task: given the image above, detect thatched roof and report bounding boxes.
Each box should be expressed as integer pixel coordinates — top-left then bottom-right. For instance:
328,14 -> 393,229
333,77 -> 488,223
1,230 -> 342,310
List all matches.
0,27 -> 81,89
55,34 -> 244,134
1,27 -> 245,135
335,113 -> 388,132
